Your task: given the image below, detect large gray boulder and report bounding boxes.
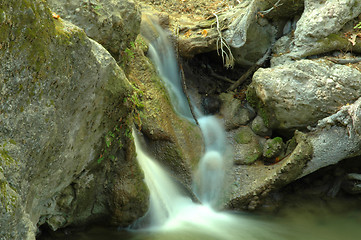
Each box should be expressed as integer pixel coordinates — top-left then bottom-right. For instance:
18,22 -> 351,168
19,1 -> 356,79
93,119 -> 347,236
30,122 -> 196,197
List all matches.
47,0 -> 141,58
272,0 -> 361,66
247,59 -> 361,130
0,0 -> 147,239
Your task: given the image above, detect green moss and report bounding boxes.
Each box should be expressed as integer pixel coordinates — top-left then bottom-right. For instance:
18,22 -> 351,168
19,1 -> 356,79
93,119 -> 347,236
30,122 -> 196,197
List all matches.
235,128 -> 254,144
0,179 -> 18,214
246,86 -> 270,127
264,137 -> 284,158
244,152 -> 262,165
0,142 -> 15,164
135,35 -> 149,53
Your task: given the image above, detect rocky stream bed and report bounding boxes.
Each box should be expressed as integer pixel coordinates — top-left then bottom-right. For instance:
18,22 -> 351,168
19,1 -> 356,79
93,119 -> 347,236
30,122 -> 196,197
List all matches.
1,0 -> 361,239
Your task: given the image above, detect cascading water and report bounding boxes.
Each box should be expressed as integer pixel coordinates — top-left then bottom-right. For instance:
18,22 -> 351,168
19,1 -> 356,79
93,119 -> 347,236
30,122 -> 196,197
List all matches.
131,22 -> 287,240
132,130 -> 194,227
147,24 -> 230,208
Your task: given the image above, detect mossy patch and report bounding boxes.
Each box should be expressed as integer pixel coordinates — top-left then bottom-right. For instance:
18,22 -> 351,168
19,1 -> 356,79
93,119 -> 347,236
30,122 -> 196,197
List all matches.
246,85 -> 270,127
0,177 -> 18,214
235,127 -> 254,144
123,33 -> 203,185
263,137 -> 285,159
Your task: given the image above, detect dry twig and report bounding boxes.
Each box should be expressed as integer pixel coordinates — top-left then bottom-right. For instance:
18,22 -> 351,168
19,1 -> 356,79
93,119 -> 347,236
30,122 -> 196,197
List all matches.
212,12 -> 234,68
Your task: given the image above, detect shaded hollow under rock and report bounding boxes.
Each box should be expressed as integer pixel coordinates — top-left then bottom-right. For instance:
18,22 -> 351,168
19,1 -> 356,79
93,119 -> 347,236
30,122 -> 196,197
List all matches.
181,51 -> 248,114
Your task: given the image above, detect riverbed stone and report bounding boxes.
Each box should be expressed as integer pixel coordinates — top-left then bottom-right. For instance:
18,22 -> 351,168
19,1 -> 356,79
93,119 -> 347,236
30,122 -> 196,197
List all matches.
219,93 -> 254,130
230,126 -> 264,165
271,0 -> 361,66
263,137 -> 285,160
294,0 -> 361,46
251,115 -> 272,137
299,97 -> 361,178
247,59 -> 361,130
228,131 -> 313,210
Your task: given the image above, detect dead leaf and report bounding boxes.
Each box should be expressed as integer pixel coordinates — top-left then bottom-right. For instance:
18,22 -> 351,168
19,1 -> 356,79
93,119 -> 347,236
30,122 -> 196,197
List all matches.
201,29 -> 208,37
52,12 -> 60,19
184,29 -> 192,38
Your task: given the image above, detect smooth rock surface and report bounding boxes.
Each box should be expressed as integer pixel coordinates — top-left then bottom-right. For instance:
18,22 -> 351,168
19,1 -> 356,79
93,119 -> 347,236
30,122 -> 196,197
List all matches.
229,126 -> 264,165
248,59 -> 361,130
300,97 -> 361,177
47,0 -> 141,58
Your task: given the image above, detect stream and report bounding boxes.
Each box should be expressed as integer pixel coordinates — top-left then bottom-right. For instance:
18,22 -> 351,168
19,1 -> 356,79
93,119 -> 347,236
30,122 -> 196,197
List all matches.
40,202 -> 361,240
39,23 -> 361,240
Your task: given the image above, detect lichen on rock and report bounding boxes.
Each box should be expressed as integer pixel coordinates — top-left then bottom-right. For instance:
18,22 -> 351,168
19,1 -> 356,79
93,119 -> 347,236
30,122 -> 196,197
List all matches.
0,0 -> 147,238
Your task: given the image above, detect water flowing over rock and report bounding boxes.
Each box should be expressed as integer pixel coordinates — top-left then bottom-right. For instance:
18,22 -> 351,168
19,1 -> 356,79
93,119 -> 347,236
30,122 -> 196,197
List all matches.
137,0 -> 361,213
0,0 -> 147,238
124,33 -> 204,189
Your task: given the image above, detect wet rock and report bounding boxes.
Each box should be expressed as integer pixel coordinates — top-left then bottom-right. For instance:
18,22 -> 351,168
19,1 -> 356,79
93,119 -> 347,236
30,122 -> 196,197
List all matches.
228,131 -> 313,210
342,173 -> 361,194
202,95 -> 222,115
47,0 -> 141,58
219,93 -> 254,130
230,126 -> 263,165
248,59 -> 361,130
124,36 -> 204,188
228,97 -> 361,209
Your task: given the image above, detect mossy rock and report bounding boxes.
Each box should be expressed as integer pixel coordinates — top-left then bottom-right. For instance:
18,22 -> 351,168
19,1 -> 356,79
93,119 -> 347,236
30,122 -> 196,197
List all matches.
263,137 -> 285,159
246,85 -> 272,128
124,35 -> 204,187
251,115 -> 272,137
235,126 -> 254,144
233,126 -> 263,165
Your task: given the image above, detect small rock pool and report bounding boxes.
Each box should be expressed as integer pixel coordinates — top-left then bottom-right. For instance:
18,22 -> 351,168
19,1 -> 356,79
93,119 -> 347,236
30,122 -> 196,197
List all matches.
39,197 -> 361,240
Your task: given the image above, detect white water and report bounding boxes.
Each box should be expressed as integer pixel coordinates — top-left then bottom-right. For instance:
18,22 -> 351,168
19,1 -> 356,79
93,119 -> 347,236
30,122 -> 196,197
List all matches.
147,25 -> 194,121
132,23 -> 286,240
132,130 -> 284,240
147,25 -> 231,207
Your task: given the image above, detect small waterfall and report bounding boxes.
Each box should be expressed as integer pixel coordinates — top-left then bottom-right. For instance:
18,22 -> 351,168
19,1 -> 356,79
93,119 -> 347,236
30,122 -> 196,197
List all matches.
131,22 -> 286,240
147,25 -> 194,121
133,130 -> 283,240
146,23 -> 231,208
132,129 -> 193,227
193,116 -> 229,208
